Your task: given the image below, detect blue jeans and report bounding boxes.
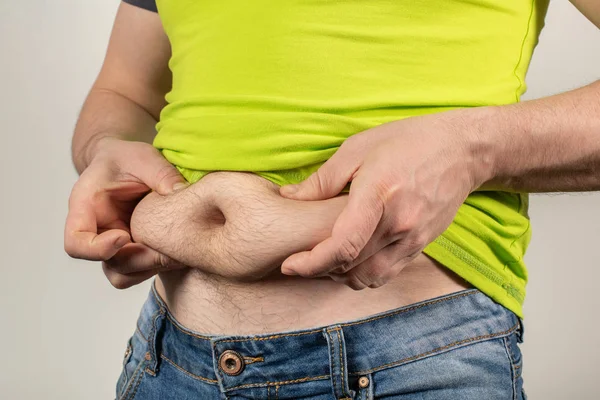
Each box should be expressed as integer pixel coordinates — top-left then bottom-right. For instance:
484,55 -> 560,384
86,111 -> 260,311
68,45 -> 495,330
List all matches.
116,285 -> 526,399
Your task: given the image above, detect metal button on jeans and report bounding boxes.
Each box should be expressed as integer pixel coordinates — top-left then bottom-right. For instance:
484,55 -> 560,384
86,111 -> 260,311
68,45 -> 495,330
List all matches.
219,350 -> 245,376
358,376 -> 370,388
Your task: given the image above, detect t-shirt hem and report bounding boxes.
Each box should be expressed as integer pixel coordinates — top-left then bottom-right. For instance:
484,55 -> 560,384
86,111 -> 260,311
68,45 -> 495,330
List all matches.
424,234 -> 525,319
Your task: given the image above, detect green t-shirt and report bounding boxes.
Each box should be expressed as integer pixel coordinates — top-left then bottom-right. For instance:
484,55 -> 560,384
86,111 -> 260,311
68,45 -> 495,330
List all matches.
153,0 -> 551,318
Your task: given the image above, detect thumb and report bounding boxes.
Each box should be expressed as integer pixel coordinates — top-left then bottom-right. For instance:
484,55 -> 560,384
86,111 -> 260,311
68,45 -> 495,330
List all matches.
132,147 -> 189,196
280,147 -> 360,201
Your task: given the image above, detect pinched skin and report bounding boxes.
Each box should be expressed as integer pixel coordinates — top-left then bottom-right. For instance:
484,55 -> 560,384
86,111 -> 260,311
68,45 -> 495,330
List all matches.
130,171 -> 349,280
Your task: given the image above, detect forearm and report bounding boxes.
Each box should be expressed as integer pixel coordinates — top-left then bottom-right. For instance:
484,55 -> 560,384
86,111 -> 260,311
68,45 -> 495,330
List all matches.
471,80 -> 600,192
72,87 -> 159,174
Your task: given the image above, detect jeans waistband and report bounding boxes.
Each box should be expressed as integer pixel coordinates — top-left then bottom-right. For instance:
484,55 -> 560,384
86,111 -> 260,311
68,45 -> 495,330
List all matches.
134,282 -> 521,393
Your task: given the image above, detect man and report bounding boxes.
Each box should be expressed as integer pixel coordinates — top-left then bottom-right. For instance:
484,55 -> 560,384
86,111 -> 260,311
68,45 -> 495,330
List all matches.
65,0 -> 600,399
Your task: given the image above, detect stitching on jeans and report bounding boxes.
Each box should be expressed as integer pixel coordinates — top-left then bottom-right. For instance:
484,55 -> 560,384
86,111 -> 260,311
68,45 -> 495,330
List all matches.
276,385 -> 279,400
136,322 -> 148,342
213,291 -> 477,345
150,284 -> 213,341
339,291 -> 477,328
212,341 -> 229,393
165,313 -> 214,340
160,354 -> 218,384
502,337 -> 518,400
243,356 -> 265,365
121,359 -> 145,400
267,385 -> 271,400
121,361 -> 144,400
219,328 -> 324,343
504,333 -> 523,380
350,322 -> 519,376
226,375 -> 330,391
144,368 -> 156,377
336,329 -> 348,398
128,370 -> 145,400
327,329 -> 339,398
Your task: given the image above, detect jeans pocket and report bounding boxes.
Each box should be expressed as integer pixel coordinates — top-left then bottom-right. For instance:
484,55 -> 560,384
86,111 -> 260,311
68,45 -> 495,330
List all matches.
116,332 -> 147,400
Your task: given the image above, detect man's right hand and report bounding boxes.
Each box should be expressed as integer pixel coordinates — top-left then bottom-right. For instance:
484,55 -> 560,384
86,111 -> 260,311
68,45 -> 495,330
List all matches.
64,137 -> 188,289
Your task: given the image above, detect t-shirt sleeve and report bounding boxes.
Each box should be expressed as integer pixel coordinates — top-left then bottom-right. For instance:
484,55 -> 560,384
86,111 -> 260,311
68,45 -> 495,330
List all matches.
122,0 -> 157,13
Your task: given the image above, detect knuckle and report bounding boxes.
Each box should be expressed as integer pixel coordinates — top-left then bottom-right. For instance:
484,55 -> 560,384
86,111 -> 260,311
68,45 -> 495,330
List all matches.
335,238 -> 363,265
404,232 -> 428,252
153,161 -> 179,185
393,213 -> 416,235
368,280 -> 385,289
347,273 -> 371,291
413,233 -> 428,249
308,170 -> 327,195
366,268 -> 390,289
336,263 -> 354,274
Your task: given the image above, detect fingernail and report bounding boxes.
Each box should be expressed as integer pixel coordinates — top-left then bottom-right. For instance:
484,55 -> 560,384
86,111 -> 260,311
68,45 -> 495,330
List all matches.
114,235 -> 129,248
172,182 -> 190,192
281,266 -> 298,276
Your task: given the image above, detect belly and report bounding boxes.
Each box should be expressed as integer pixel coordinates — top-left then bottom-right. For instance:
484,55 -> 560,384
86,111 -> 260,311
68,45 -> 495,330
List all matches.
131,171 -> 471,335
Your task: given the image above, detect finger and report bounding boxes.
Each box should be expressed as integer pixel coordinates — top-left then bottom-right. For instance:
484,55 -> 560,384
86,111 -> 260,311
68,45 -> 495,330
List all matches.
281,175 -> 384,276
102,263 -> 159,290
64,177 -> 130,260
327,203 -> 404,275
104,243 -> 185,275
279,140 -> 362,201
329,241 -> 417,290
125,146 -> 189,196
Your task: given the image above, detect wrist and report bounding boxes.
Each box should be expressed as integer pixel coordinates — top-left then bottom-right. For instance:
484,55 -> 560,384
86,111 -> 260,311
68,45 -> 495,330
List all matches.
456,105 -> 504,192
74,135 -> 120,173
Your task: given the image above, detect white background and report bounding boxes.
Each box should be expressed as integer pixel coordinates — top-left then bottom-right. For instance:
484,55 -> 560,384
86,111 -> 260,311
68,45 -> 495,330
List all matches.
0,1 -> 598,398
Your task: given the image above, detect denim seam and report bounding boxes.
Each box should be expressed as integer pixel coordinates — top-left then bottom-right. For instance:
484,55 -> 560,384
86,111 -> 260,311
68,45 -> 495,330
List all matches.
212,340 -> 230,395
136,319 -> 148,342
127,370 -> 145,400
336,328 -> 351,398
120,362 -> 138,400
502,337 -> 518,400
166,313 -> 214,340
505,334 -> 523,380
216,291 -> 477,345
160,354 -> 219,383
151,281 -> 214,341
326,329 -> 340,399
151,287 -> 477,345
146,308 -> 165,374
244,356 -> 265,365
225,375 -> 330,392
350,322 -> 519,376
120,360 -> 146,400
275,385 -> 279,400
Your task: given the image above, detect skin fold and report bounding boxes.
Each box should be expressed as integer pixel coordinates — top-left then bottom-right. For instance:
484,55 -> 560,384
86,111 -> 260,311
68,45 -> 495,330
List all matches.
131,171 -> 348,281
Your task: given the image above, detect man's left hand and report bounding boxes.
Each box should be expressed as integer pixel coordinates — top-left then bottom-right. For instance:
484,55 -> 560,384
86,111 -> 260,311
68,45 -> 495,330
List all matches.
279,109 -> 492,289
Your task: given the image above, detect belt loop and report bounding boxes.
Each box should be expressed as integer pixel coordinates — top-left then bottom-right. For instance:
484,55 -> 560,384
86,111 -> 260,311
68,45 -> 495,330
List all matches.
516,317 -> 525,343
145,305 -> 166,375
323,325 -> 354,400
